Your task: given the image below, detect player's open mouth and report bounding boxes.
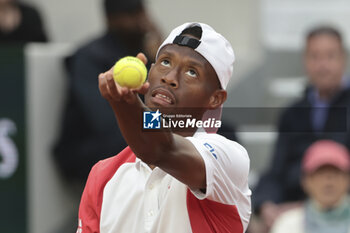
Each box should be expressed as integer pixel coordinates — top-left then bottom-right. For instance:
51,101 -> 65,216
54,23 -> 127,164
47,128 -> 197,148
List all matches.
151,88 -> 175,105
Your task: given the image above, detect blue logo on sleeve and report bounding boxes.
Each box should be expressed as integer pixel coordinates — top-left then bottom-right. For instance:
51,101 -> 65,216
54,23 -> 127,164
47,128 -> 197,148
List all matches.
143,110 -> 161,129
204,143 -> 217,159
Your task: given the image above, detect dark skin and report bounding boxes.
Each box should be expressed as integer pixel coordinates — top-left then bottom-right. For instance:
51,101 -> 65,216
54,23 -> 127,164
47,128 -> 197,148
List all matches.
98,44 -> 226,190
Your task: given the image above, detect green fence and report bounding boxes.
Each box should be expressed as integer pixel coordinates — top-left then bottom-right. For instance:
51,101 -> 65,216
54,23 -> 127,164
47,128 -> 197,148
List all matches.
0,45 -> 27,233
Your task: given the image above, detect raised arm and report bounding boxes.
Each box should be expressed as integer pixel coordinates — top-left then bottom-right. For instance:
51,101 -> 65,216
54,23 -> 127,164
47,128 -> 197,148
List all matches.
98,53 -> 206,190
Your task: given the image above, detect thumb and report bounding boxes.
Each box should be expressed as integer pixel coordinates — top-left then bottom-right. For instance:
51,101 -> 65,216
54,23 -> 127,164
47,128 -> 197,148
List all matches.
136,52 -> 148,65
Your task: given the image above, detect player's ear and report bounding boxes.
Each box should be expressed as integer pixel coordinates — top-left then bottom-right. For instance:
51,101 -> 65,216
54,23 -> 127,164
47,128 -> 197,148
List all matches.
208,89 -> 226,109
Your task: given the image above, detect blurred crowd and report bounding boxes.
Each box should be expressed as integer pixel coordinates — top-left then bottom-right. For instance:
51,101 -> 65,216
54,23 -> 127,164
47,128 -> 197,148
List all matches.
0,0 -> 47,42
250,26 -> 350,233
1,0 -> 350,233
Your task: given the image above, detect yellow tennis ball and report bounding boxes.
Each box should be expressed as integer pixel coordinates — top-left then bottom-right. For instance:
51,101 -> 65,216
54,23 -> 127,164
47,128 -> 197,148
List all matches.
113,56 -> 147,89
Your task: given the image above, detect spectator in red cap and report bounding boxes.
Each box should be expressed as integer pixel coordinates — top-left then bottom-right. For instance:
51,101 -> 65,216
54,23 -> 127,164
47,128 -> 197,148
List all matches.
270,140 -> 350,233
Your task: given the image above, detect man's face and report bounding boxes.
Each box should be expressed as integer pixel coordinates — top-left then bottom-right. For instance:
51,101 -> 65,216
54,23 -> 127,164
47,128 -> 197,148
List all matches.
304,34 -> 346,94
144,44 -> 220,116
303,165 -> 349,209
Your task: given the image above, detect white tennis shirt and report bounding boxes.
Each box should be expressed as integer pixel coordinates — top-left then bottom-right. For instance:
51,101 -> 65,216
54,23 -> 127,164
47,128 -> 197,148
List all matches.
77,131 -> 251,233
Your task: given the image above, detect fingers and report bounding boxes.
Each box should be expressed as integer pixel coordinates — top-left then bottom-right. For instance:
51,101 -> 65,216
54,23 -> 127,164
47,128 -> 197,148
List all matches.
137,82 -> 150,95
99,71 -> 145,104
121,82 -> 150,104
99,58 -> 150,105
98,73 -> 113,100
123,88 -> 136,104
106,73 -> 119,98
136,52 -> 148,65
98,71 -> 122,102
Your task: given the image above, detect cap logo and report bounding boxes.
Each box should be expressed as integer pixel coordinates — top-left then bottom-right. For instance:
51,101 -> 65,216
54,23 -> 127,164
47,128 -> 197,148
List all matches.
173,35 -> 201,49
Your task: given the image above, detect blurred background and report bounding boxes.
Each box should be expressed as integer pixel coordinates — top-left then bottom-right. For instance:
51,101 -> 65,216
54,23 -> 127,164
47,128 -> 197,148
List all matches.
1,0 -> 350,232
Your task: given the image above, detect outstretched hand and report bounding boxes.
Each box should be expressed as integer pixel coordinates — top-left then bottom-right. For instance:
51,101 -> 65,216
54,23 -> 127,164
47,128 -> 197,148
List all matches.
98,53 -> 150,105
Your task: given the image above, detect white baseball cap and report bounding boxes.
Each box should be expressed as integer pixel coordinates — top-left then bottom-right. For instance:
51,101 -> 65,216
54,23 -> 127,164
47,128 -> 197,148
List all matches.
156,22 -> 235,133
156,22 -> 235,90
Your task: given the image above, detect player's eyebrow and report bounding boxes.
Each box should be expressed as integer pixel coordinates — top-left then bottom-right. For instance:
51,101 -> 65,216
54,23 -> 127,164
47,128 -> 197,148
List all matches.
159,50 -> 205,69
186,59 -> 205,69
158,50 -> 174,58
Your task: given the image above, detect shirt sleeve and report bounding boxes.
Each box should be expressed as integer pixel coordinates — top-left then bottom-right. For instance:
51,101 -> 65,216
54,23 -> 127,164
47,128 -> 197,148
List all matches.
186,133 -> 251,205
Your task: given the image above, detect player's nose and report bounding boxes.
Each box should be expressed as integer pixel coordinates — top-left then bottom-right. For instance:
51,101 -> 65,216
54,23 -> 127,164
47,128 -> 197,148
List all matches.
161,68 -> 179,89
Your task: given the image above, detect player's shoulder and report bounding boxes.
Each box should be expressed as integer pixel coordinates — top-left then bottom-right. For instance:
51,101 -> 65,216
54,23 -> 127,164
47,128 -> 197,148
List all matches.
89,146 -> 136,180
189,132 -> 250,169
193,131 -> 235,143
194,132 -> 248,156
190,132 -> 250,191
81,147 -> 136,205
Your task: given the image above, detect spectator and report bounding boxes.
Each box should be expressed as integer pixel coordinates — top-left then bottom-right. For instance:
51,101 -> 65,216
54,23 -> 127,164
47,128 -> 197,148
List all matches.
270,140 -> 350,233
53,0 -> 162,183
0,0 -> 48,42
253,25 -> 349,231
